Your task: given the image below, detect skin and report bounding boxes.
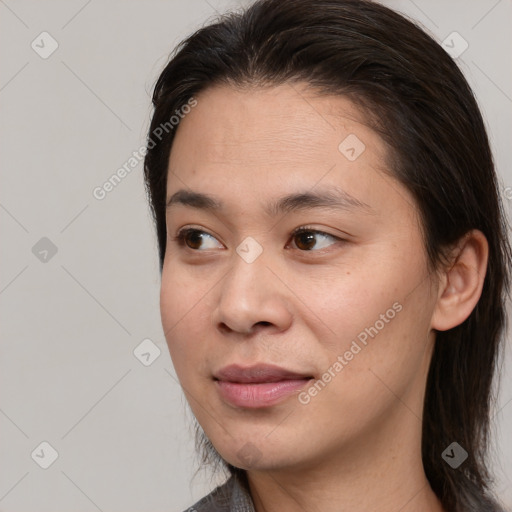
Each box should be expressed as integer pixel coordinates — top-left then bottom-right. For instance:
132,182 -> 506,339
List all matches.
160,82 -> 488,512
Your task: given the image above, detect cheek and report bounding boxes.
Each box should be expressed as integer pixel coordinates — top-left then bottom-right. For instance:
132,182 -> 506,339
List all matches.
297,261 -> 402,350
319,280 -> 434,419
159,266 -> 210,372
310,245 -> 433,373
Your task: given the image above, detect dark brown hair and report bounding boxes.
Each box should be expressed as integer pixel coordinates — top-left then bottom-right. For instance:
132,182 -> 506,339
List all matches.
143,1 -> 512,510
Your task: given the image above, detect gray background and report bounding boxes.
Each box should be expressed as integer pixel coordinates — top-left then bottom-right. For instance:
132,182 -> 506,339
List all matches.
1,0 -> 511,510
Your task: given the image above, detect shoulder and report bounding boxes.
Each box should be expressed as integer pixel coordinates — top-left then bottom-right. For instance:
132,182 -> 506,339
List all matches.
180,474 -> 254,512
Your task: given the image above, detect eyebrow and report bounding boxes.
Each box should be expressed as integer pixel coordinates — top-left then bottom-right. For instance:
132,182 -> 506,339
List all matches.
166,186 -> 375,217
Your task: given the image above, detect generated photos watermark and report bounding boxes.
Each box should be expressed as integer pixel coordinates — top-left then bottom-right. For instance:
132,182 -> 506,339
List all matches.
298,301 -> 403,405
92,96 -> 197,201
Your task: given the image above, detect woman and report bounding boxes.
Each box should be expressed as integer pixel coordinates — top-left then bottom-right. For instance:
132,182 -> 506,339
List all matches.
143,0 -> 511,510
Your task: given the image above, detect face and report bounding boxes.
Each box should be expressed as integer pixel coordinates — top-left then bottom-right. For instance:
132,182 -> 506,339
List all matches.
160,83 -> 440,472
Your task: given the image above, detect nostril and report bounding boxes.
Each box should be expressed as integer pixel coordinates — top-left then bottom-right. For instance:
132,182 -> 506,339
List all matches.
217,321 -> 273,335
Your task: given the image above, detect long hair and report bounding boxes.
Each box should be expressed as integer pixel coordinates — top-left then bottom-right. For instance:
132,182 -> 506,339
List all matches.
143,1 -> 512,510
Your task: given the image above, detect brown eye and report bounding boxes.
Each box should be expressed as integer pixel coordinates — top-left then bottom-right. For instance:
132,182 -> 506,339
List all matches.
172,226 -> 341,252
290,228 -> 340,251
183,230 -> 204,249
294,231 -> 317,250
173,228 -> 222,250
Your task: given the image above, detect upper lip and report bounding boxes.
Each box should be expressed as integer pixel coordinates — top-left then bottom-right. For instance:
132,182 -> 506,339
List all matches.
214,364 -> 313,383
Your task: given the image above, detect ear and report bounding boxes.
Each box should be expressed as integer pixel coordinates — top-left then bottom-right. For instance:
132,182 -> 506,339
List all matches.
431,229 -> 489,332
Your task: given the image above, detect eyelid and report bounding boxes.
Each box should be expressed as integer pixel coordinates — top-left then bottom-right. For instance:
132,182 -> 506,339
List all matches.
291,225 -> 340,239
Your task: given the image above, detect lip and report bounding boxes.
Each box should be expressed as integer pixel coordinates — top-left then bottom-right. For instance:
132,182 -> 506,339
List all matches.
214,364 -> 314,408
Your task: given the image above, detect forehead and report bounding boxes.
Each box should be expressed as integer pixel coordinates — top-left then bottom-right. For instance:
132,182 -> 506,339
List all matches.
165,83 -> 419,224
168,82 -> 389,173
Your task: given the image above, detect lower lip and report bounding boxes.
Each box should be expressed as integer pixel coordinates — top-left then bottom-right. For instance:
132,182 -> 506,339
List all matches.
215,378 -> 312,408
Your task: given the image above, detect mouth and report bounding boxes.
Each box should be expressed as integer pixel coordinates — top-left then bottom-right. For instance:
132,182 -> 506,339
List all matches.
213,363 -> 314,408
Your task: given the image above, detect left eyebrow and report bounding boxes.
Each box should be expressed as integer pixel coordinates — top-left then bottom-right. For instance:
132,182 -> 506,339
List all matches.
166,186 -> 376,217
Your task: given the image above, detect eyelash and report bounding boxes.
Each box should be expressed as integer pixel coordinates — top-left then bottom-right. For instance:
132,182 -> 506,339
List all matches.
171,226 -> 343,253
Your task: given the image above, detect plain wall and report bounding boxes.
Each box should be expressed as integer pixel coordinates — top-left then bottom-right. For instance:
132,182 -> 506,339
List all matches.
1,0 -> 511,510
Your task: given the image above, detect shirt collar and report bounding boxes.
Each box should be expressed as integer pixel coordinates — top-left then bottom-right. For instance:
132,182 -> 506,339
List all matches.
230,473 -> 256,512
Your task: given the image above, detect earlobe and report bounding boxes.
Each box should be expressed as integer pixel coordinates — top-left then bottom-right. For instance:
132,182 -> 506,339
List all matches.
431,230 -> 489,332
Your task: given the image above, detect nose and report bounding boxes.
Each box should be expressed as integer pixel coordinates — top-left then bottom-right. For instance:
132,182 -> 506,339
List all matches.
211,250 -> 293,336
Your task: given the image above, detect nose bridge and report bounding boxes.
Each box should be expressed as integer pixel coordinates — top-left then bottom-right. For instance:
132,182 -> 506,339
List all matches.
221,245 -> 269,313
213,243 -> 291,334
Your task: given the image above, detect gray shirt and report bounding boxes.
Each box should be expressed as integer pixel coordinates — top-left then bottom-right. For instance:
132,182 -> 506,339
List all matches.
182,474 -> 256,512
